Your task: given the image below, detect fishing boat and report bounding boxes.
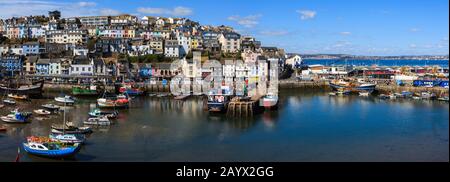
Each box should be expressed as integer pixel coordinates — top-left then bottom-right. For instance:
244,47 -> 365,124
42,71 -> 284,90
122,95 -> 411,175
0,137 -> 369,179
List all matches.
83,116 -> 111,126
0,126 -> 6,132
328,92 -> 337,96
41,104 -> 60,111
88,108 -> 118,119
156,93 -> 169,97
412,96 -> 422,100
54,95 -> 76,104
329,79 -> 376,93
437,96 -> 449,102
207,86 -> 232,112
1,109 -> 32,123
49,133 -> 85,144
336,89 -> 351,95
388,94 -> 396,99
420,91 -> 437,100
23,139 -> 81,158
3,99 -> 16,105
97,93 -> 130,108
0,80 -> 44,97
72,84 -> 99,96
359,91 -> 370,96
401,91 -> 413,98
51,122 -> 92,134
7,94 -> 28,100
148,93 -> 157,97
379,94 -> 390,99
51,127 -> 92,134
174,95 -> 189,100
394,93 -> 403,98
261,92 -> 278,109
207,95 -> 231,112
119,86 -> 144,96
34,109 -> 51,115
118,83 -> 145,96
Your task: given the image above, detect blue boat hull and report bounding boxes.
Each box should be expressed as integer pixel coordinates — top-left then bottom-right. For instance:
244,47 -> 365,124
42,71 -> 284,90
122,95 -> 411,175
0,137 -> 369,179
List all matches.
23,143 -> 81,158
329,83 -> 376,92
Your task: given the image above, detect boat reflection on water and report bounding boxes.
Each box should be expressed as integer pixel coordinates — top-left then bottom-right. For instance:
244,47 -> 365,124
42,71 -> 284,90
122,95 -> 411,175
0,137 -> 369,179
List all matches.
0,90 -> 448,162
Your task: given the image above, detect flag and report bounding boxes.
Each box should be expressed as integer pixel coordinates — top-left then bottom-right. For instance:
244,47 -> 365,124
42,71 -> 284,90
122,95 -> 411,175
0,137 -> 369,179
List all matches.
15,147 -> 20,162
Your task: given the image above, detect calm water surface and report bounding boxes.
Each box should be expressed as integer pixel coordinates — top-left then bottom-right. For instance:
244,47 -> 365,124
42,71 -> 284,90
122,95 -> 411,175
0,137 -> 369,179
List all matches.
0,89 -> 448,162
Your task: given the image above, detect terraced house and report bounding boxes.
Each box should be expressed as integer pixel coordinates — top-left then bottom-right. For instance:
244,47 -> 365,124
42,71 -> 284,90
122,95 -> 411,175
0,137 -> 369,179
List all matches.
0,55 -> 24,76
45,29 -> 88,44
219,32 -> 241,53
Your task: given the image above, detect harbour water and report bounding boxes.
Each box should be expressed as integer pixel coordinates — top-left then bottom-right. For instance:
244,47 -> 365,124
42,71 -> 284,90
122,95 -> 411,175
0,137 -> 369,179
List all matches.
304,59 -> 449,67
0,89 -> 448,162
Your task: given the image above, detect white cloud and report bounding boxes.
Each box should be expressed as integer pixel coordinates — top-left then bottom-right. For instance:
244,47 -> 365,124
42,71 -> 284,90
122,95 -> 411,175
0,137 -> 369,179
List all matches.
409,44 -> 417,48
227,14 -> 261,28
136,6 -> 193,16
259,30 -> 289,36
296,10 -> 316,20
410,28 -> 420,32
332,41 -> 351,48
77,1 -> 96,7
339,31 -> 351,36
100,8 -> 121,16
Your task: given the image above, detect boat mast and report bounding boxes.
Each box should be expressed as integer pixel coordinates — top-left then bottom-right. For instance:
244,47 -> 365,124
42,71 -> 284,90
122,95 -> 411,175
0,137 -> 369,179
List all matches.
63,101 -> 66,135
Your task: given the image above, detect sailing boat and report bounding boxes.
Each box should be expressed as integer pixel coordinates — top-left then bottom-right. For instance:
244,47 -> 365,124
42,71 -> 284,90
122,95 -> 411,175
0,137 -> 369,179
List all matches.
1,108 -> 32,123
54,95 -> 76,104
97,91 -> 130,108
49,102 -> 85,144
2,71 -> 16,105
0,73 -> 44,98
23,136 -> 82,158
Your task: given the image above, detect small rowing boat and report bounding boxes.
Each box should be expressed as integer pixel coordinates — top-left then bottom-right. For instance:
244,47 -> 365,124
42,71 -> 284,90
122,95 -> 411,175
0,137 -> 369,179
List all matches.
54,95 -> 76,104
174,95 -> 189,100
7,94 -> 28,100
51,123 -> 92,134
83,116 -> 111,126
1,109 -> 32,123
157,93 -> 168,97
49,133 -> 85,144
41,104 -> 60,111
88,108 -> 118,119
359,92 -> 370,96
34,109 -> 52,115
3,99 -> 16,105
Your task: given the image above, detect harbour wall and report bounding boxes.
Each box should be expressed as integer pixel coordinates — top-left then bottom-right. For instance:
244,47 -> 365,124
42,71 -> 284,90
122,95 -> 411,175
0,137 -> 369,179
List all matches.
43,80 -> 448,95
376,85 -> 449,95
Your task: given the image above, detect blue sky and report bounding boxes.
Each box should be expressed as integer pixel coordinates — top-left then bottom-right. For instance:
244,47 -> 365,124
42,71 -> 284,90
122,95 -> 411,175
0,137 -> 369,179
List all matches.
0,0 -> 448,56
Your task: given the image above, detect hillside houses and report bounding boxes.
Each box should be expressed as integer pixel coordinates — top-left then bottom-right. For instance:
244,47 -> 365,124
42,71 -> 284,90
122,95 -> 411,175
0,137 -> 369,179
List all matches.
0,10 -> 288,81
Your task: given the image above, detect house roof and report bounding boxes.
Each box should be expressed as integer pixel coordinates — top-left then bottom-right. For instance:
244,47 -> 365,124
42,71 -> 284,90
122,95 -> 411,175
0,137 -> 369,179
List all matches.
154,63 -> 172,70
72,55 -> 91,65
25,56 -> 39,63
37,58 -> 50,64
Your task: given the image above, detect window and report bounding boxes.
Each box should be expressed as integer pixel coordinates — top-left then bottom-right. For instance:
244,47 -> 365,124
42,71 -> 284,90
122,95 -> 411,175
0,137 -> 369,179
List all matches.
76,67 -> 79,71
82,67 -> 85,71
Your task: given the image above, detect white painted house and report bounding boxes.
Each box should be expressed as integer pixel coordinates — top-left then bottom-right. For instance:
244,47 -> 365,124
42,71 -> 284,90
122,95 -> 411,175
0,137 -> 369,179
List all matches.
69,56 -> 94,75
49,58 -> 62,75
286,55 -> 302,68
